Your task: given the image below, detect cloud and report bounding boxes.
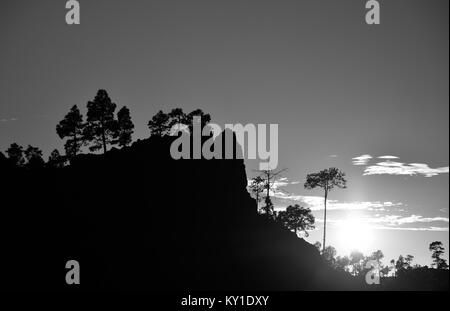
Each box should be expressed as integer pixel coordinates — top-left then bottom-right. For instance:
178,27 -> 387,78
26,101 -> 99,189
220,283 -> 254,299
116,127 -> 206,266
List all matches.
272,180 -> 289,189
247,177 -> 300,192
0,117 -> 18,122
267,184 -> 448,232
371,226 -> 449,232
368,214 -> 449,225
352,154 -> 449,177
352,154 -> 372,165
364,161 -> 449,177
272,192 -> 403,212
314,214 -> 449,231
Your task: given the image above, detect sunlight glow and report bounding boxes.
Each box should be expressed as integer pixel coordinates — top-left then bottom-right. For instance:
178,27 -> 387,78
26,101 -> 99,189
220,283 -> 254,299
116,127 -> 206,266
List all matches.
337,217 -> 374,255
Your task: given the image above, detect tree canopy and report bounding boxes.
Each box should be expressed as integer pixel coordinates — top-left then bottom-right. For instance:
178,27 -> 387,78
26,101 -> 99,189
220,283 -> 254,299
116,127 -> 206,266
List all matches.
304,167 -> 347,192
24,145 -> 45,169
56,105 -> 84,157
148,108 -> 211,136
148,110 -> 171,136
276,204 -> 315,237
115,106 -> 134,147
47,149 -> 66,168
430,241 -> 449,269
84,89 -> 118,153
5,143 -> 25,167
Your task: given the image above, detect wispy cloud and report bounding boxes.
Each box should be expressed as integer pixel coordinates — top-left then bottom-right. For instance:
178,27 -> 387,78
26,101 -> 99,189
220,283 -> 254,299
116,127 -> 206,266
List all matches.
352,154 -> 449,177
272,191 -> 403,212
372,226 -> 449,232
272,178 -> 289,189
378,155 -> 399,159
315,214 -> 449,231
0,117 -> 18,122
368,214 -> 449,225
250,172 -> 448,235
364,161 -> 449,178
261,179 -> 448,232
352,154 -> 372,165
247,177 -> 300,196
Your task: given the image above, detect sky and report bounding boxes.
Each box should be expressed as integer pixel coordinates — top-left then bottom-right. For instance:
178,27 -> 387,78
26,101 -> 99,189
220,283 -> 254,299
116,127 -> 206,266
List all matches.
0,0 -> 448,266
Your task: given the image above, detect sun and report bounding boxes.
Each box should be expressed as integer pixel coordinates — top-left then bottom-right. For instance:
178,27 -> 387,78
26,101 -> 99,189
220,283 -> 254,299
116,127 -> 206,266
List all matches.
337,217 -> 374,255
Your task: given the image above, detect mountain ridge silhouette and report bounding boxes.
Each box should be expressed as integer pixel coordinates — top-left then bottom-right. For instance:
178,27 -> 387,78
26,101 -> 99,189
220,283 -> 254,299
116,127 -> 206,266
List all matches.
0,132 -> 358,290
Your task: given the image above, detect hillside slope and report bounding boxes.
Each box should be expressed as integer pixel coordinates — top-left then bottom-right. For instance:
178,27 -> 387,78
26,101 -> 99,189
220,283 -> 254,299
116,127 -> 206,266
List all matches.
0,134 -> 358,290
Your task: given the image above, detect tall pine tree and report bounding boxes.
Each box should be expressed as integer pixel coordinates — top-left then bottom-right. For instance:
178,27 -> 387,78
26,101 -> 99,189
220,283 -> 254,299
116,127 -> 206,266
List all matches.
115,106 -> 134,147
56,105 -> 84,158
84,89 -> 118,153
148,110 -> 171,136
5,143 -> 25,167
24,145 -> 45,169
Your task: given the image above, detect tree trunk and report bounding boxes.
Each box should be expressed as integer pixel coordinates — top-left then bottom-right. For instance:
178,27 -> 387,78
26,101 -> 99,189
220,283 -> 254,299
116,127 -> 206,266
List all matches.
378,259 -> 381,285
323,187 -> 328,254
73,132 -> 77,157
101,125 -> 107,154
